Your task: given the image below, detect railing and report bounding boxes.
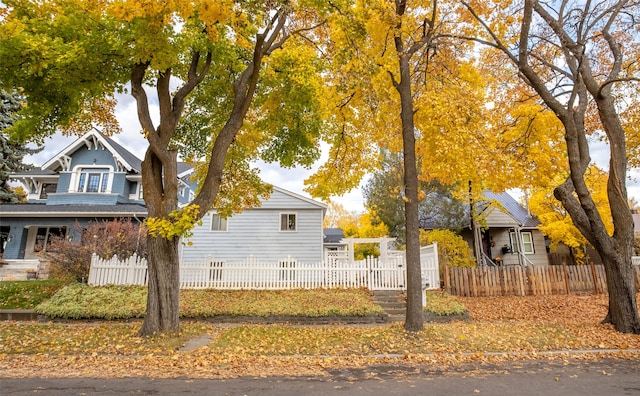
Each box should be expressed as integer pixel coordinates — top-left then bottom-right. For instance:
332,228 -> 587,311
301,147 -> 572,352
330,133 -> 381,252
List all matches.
480,252 -> 497,267
88,245 -> 440,291
510,251 -> 534,267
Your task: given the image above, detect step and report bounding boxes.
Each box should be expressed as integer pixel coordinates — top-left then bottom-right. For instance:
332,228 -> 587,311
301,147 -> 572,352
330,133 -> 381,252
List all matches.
371,290 -> 408,322
372,290 -> 406,297
0,269 -> 42,281
386,314 -> 405,323
374,301 -> 407,311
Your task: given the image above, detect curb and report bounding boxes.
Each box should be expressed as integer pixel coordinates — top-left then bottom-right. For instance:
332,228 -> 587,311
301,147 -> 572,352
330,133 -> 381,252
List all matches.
0,309 -> 42,321
0,310 -> 470,324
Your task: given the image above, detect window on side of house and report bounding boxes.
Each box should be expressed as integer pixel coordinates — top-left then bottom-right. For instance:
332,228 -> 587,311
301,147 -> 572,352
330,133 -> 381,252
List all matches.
210,213 -> 228,232
280,213 -> 297,232
39,183 -> 58,199
510,231 -> 534,254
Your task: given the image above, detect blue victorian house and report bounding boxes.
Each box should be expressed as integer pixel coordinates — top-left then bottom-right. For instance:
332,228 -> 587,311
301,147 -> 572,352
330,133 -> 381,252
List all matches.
0,129 -> 195,261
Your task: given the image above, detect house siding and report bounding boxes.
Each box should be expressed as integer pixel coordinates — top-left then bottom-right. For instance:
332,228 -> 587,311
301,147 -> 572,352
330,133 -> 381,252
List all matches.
0,216 -> 145,259
180,189 -> 325,263
483,208 -> 518,227
459,194 -> 549,267
490,228 -> 548,266
2,131 -> 328,263
69,145 -> 118,170
57,173 -> 72,194
47,193 -> 124,205
0,217 -> 73,259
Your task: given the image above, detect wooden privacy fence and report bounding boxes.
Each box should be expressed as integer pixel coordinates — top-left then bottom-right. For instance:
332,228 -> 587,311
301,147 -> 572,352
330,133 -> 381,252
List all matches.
445,263 -> 640,297
88,245 -> 440,291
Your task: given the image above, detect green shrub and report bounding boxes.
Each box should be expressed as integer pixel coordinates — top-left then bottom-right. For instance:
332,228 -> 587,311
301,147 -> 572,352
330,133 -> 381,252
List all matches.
423,291 -> 467,316
35,284 -> 147,319
35,286 -> 384,320
420,229 -> 476,268
181,288 -> 384,317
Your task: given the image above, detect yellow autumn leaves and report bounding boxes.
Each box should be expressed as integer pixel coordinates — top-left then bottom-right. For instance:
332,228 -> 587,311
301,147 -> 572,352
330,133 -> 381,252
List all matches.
3,293 -> 640,380
146,204 -> 201,239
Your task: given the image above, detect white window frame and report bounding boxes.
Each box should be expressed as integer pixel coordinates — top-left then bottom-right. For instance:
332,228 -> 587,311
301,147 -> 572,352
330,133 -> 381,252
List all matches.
70,165 -> 113,193
280,212 -> 297,232
210,212 -> 228,232
510,231 -> 534,254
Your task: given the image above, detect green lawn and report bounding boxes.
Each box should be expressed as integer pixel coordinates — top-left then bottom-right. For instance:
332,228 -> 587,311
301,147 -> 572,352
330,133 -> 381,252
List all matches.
0,280 -> 68,309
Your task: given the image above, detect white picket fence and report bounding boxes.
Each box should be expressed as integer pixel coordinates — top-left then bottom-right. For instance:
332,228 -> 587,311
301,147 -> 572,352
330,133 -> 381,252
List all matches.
88,244 -> 440,291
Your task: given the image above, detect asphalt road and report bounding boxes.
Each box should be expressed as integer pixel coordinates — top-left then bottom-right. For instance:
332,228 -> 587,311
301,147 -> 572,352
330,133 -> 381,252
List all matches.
2,358 -> 640,396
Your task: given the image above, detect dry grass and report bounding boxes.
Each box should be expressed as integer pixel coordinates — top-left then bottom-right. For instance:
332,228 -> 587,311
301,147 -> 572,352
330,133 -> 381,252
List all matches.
461,293 -> 616,324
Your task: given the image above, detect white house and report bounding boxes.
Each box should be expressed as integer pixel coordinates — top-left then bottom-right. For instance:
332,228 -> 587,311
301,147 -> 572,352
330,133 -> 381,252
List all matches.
180,186 -> 328,264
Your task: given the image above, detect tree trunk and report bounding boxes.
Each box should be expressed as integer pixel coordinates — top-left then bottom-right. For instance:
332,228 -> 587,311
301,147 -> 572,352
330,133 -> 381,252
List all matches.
395,53 -> 424,332
139,236 -> 181,335
601,251 -> 640,333
138,147 -> 182,336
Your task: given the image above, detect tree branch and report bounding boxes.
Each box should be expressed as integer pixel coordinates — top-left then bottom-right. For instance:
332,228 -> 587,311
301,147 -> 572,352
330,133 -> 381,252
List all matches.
173,51 -> 213,117
131,62 -> 155,134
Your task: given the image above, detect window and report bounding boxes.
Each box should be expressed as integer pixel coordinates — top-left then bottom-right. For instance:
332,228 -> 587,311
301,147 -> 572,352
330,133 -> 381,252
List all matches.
510,231 -> 534,254
280,213 -> 297,231
39,183 -> 57,199
33,227 -> 67,253
76,168 -> 110,193
210,213 -> 228,232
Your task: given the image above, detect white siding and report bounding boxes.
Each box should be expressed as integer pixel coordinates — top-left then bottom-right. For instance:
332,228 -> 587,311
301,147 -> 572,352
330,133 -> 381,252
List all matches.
484,207 -> 518,227
180,188 -> 326,263
493,229 -> 548,266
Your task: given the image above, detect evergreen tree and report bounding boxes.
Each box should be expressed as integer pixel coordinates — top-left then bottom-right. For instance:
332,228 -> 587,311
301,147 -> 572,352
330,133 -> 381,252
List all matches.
363,150 -> 468,245
0,90 -> 38,203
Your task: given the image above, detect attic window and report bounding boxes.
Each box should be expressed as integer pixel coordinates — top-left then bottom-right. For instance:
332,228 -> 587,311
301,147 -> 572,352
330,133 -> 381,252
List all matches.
76,168 -> 110,193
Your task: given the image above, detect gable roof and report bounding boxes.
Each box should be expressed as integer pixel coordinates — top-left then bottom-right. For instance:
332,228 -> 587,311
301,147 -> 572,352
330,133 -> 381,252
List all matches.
483,191 -> 539,228
102,135 -> 142,172
323,228 -> 346,244
10,168 -> 58,178
41,129 -> 141,172
272,185 -> 328,210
